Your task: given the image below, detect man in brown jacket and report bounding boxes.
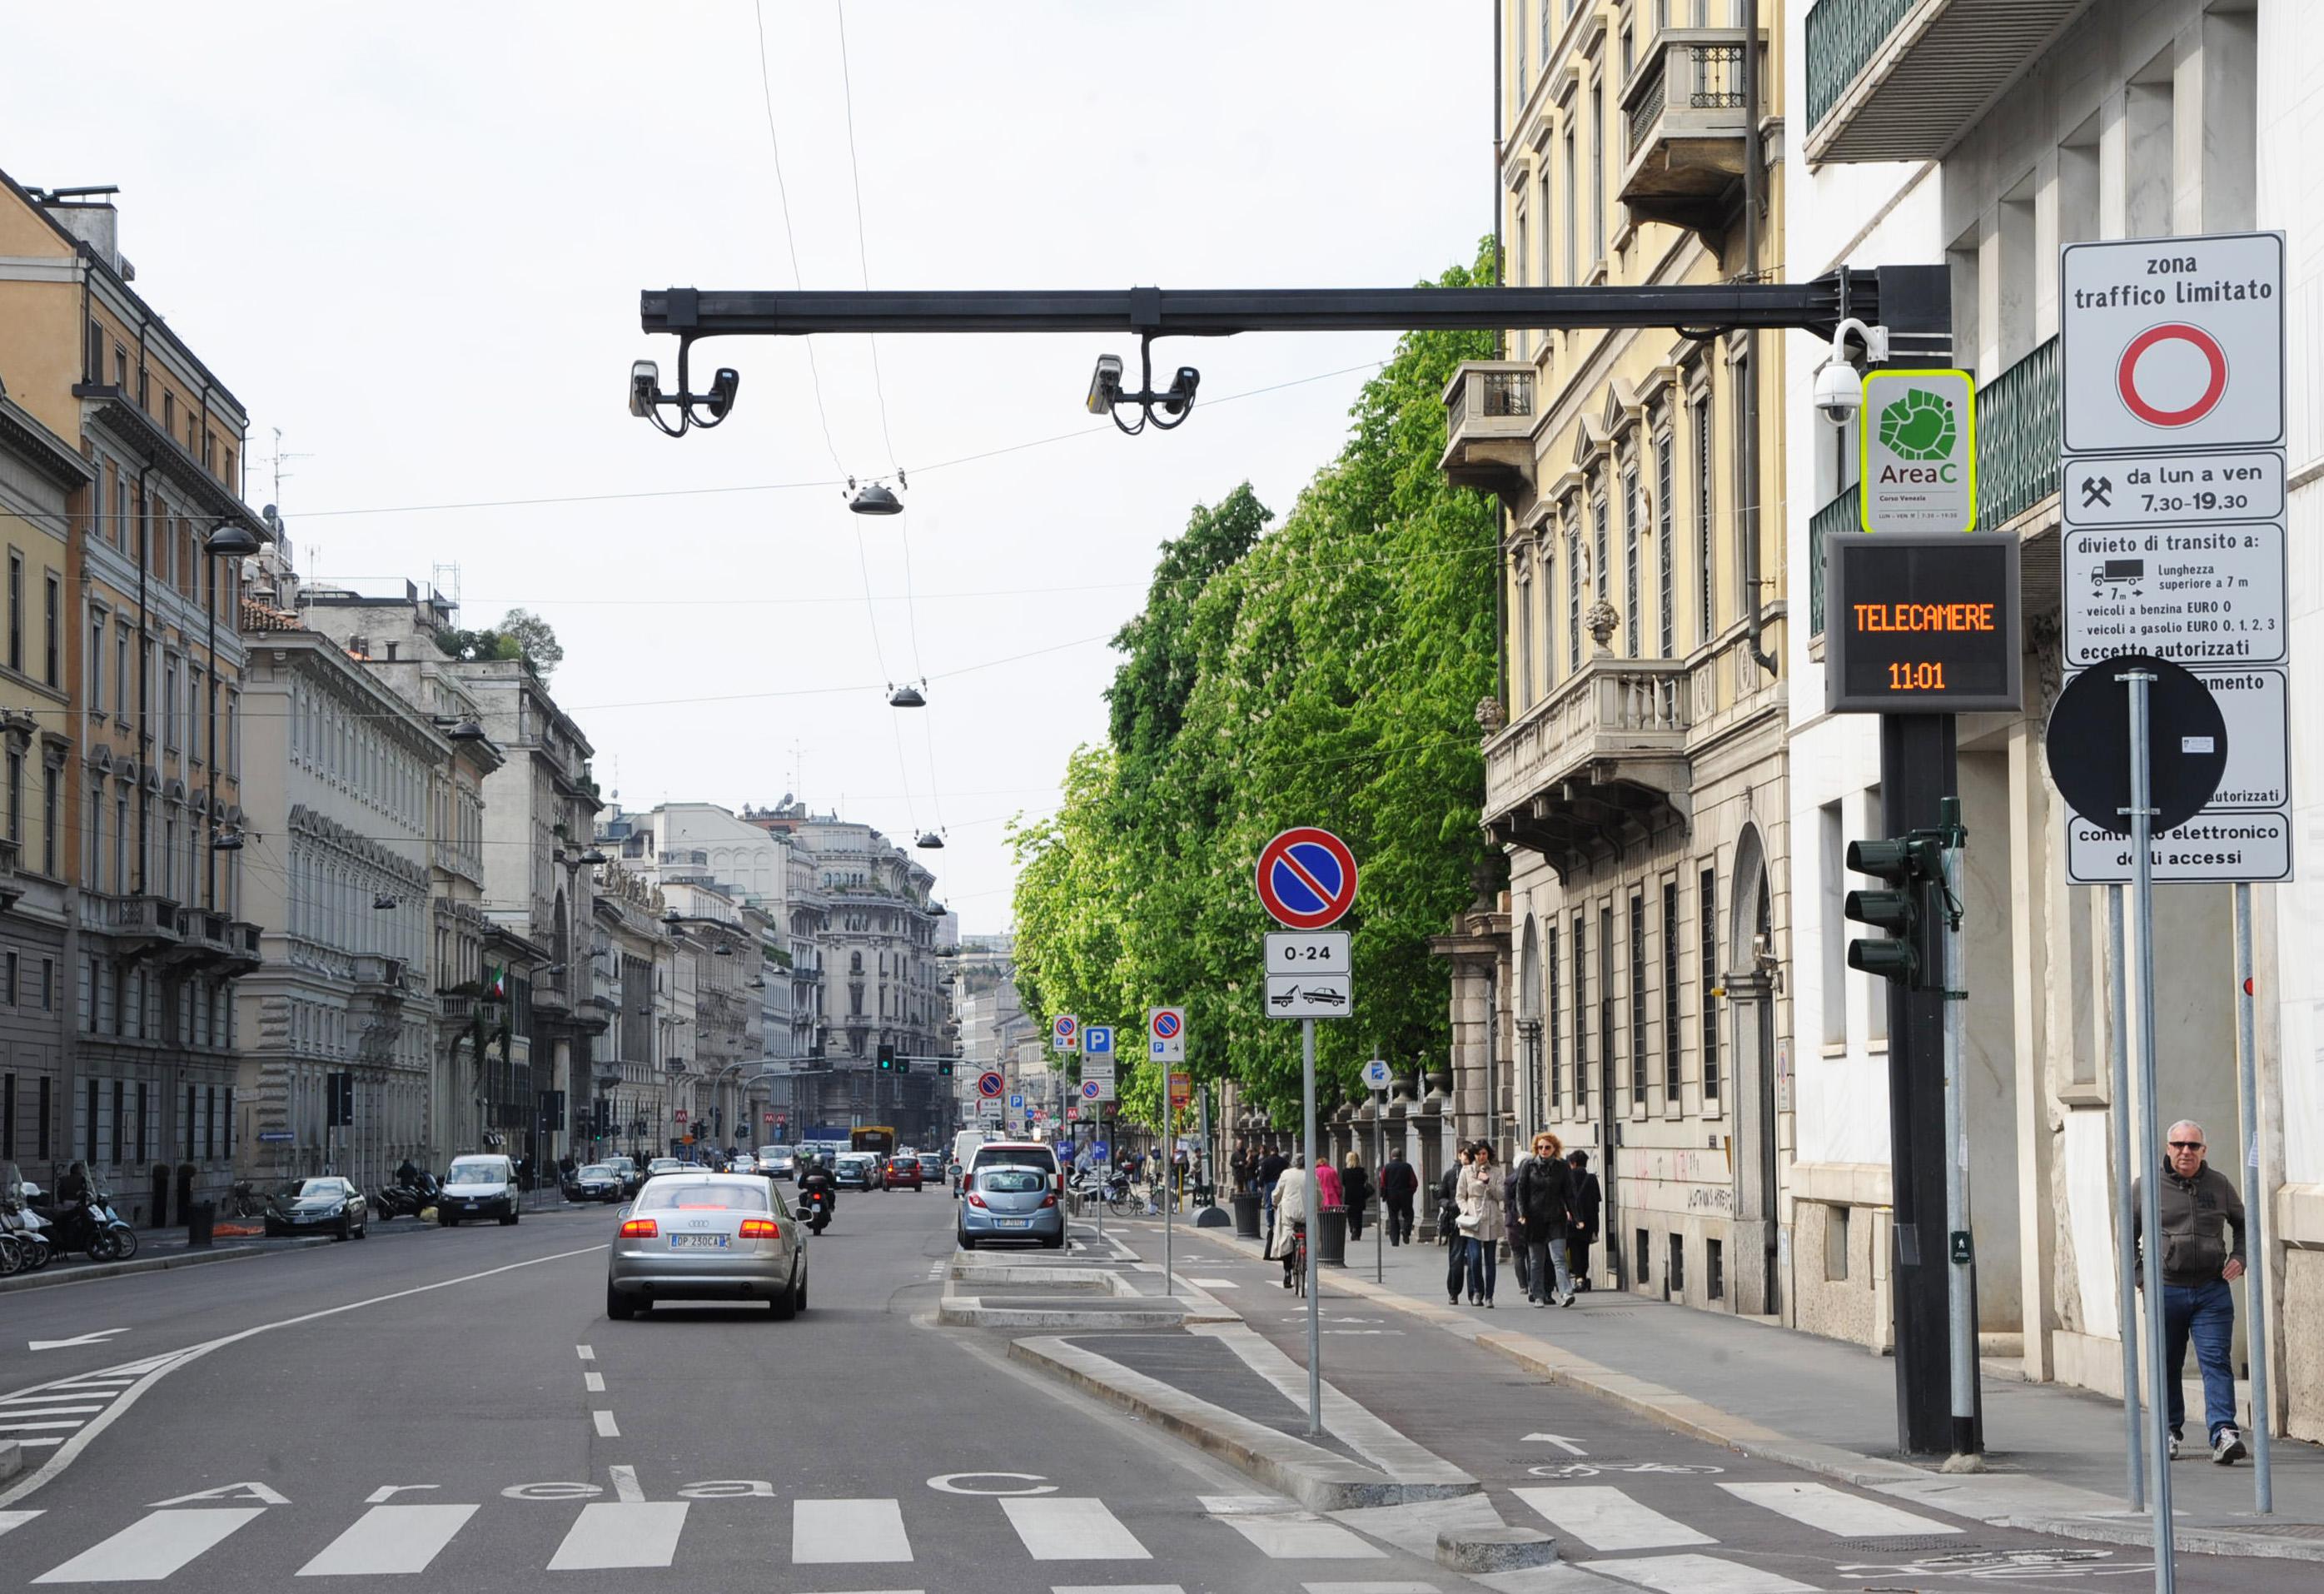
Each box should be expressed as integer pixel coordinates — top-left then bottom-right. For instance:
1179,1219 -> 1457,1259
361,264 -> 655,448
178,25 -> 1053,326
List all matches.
2132,1119 -> 2248,1464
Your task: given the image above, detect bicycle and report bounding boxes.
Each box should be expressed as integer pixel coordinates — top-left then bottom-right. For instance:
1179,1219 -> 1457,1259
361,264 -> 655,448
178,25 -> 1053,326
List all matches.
1291,1221 -> 1309,1298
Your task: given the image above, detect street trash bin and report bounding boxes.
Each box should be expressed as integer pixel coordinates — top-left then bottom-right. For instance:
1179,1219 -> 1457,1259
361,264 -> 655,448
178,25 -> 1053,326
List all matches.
1315,1205 -> 1347,1266
187,1200 -> 216,1249
1232,1191 -> 1262,1239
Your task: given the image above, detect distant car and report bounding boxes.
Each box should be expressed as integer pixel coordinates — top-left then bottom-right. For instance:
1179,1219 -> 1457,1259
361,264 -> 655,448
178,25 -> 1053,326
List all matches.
914,1151 -> 943,1184
601,1156 -> 644,1196
883,1154 -> 924,1192
266,1176 -> 369,1241
644,1158 -> 688,1181
958,1165 -> 1063,1249
605,1173 -> 808,1320
563,1163 -> 624,1203
440,1155 -> 520,1227
833,1153 -> 881,1190
756,1146 -> 797,1179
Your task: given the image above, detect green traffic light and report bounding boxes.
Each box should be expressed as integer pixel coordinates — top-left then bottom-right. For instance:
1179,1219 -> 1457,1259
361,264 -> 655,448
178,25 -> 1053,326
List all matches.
1849,939 -> 1920,980
1843,888 -> 1917,936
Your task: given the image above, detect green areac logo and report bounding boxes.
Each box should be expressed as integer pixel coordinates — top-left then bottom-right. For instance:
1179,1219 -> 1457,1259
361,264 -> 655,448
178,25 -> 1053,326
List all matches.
1879,386 -> 1958,462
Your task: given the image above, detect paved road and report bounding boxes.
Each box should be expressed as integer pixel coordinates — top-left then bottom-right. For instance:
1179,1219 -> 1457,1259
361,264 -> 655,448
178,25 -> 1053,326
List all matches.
0,1187 -> 1464,1593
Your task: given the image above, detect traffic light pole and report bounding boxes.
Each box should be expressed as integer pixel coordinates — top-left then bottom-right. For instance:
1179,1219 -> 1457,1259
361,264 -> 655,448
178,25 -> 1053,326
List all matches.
1938,797 -> 1976,1460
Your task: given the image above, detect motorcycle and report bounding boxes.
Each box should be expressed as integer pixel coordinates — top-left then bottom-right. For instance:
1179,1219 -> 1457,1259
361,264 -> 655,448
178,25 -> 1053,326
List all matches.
32,1182 -> 137,1262
1,1190 -> 53,1274
374,1173 -> 439,1220
798,1183 -> 833,1234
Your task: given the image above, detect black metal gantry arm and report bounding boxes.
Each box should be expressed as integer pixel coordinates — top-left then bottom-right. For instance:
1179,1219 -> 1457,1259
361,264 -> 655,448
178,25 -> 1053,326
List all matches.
639,266 -> 1948,346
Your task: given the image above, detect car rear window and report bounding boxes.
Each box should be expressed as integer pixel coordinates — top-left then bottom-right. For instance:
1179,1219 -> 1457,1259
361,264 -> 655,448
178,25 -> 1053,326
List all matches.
979,1169 -> 1048,1194
972,1148 -> 1057,1174
634,1183 -> 771,1213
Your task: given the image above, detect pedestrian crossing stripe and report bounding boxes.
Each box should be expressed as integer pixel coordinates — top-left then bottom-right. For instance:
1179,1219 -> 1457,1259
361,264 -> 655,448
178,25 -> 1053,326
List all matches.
1715,1480 -> 1960,1539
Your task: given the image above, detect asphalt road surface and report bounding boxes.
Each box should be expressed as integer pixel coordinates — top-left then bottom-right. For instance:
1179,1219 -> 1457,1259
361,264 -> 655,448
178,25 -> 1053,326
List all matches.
0,1188 -> 1461,1593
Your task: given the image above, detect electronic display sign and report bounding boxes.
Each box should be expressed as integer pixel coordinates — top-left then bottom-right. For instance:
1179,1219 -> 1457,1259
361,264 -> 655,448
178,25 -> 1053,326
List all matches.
1824,533 -> 2023,714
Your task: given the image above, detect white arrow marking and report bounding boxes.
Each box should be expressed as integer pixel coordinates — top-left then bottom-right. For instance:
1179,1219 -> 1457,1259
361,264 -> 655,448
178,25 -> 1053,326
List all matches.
1525,1433 -> 1588,1455
27,1330 -> 129,1352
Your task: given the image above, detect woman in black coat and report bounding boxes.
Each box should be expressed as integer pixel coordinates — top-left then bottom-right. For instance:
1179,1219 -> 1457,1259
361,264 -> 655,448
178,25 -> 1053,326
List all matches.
1340,1152 -> 1373,1243
1565,1148 -> 1602,1291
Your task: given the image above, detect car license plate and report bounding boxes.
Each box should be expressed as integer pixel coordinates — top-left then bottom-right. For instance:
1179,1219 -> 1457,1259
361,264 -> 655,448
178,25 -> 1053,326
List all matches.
669,1233 -> 729,1249
464,1202 -> 479,1210
996,1218 -> 1028,1228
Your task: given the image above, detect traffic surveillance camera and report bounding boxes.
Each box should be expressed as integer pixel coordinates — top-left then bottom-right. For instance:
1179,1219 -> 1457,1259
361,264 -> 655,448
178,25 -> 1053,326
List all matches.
629,360 -> 659,419
1161,366 -> 1201,416
706,366 -> 740,420
1087,352 -> 1124,416
1813,359 -> 1862,426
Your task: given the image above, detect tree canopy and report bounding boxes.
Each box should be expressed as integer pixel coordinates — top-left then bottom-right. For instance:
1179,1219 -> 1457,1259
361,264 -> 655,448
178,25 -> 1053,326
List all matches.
1010,244 -> 1499,1128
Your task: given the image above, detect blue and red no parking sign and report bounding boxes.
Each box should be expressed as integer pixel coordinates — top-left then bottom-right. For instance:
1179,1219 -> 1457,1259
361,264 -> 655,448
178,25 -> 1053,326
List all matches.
1254,827 -> 1359,929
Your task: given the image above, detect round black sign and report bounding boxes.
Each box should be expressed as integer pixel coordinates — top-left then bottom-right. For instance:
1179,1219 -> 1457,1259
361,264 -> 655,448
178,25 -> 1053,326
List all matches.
2044,655 -> 2227,836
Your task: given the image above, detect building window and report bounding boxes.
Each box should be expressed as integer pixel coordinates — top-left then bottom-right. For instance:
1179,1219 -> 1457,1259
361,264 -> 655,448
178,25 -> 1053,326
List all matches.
1655,428 -> 1675,656
1693,393 -> 1714,644
6,552 -> 19,674
1662,880 -> 1680,1100
87,319 -> 104,386
1565,526 -> 1583,674
1668,1232 -> 1686,1298
42,766 -> 57,876
1628,893 -> 1646,1105
6,752 -> 19,849
114,790 -> 128,894
164,657 -> 179,748
1699,866 -> 1720,1101
1563,130 -> 1578,286
1622,463 -> 1641,658
1590,81 -> 1606,263
116,621 -> 129,718
1635,1226 -> 1650,1285
1571,913 -> 1587,1111
1707,1236 -> 1725,1301
1546,922 -> 1562,1111
86,779 -> 102,889
1730,349 -> 1754,624
1591,488 -> 1610,601
89,610 -> 104,714
1515,563 -> 1534,709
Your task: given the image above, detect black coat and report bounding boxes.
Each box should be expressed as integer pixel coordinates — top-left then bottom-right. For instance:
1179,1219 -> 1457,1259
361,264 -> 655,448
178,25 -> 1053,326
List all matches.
1567,1168 -> 1603,1236
1513,1155 -> 1573,1240
1341,1165 -> 1373,1213
1378,1158 -> 1418,1203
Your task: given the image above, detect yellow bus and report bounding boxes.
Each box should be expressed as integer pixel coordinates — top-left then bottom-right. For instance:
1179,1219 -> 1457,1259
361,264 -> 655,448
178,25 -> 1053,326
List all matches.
850,1125 -> 897,1157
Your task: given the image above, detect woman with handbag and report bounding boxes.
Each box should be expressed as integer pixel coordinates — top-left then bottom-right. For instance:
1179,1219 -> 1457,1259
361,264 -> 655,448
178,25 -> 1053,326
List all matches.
1456,1142 -> 1510,1307
1441,1143 -> 1473,1303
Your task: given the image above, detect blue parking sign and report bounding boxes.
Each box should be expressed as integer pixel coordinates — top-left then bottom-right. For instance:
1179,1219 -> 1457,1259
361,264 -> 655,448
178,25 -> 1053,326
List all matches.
1084,1025 -> 1114,1058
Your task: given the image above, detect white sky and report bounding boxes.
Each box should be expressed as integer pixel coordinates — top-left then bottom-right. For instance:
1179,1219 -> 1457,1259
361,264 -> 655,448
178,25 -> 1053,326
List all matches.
1,2 -> 1489,931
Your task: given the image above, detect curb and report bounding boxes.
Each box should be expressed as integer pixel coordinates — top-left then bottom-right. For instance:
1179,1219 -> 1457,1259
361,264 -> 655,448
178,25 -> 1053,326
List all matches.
1179,1223 -> 2324,1564
1008,1333 -> 1478,1512
0,1440 -> 19,1484
940,1295 -> 1192,1330
0,1238 -> 333,1295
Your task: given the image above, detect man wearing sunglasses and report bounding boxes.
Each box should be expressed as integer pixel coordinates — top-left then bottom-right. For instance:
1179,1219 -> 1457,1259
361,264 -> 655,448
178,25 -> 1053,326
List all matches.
2132,1121 -> 2248,1465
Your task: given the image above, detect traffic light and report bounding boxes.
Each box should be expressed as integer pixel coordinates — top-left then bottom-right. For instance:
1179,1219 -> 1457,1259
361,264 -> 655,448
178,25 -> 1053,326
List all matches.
877,1043 -> 895,1071
1844,837 -> 1941,985
938,1058 -> 953,1078
592,1098 -> 611,1138
326,1073 -> 354,1128
896,1054 -> 913,1073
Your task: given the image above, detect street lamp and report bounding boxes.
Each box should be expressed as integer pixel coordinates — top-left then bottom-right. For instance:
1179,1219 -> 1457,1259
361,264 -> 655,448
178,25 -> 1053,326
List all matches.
204,521 -> 261,906
846,474 -> 904,516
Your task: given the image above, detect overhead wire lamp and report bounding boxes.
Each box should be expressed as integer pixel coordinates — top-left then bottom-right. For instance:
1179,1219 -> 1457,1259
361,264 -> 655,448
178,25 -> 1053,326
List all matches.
846,468 -> 905,515
888,681 -> 926,708
915,830 -> 945,850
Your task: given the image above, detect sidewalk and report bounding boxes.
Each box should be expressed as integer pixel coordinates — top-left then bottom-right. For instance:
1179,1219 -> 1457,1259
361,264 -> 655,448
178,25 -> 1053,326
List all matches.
1147,1211 -> 2324,1562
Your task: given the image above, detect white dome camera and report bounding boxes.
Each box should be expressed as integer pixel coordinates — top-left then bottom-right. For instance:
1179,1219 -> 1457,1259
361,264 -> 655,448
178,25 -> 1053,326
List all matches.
1815,317 -> 1890,427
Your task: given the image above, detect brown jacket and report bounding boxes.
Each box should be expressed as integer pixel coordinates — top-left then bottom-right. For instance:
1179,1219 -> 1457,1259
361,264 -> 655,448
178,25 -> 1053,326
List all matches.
2132,1162 -> 2247,1288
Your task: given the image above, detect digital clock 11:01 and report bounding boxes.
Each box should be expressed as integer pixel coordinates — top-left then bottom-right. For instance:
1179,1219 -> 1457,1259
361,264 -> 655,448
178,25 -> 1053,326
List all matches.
1823,531 -> 2023,715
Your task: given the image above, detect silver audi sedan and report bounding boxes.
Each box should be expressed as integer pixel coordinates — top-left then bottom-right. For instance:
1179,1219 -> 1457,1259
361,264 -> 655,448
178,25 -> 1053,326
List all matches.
605,1173 -> 807,1320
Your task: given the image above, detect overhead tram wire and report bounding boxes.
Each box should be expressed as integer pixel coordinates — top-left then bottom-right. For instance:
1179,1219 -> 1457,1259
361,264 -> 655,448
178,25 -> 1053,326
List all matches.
751,0 -> 845,475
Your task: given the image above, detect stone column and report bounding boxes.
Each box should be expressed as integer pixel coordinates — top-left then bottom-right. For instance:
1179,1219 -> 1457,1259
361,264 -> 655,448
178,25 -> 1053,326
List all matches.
1726,969 -> 1778,1318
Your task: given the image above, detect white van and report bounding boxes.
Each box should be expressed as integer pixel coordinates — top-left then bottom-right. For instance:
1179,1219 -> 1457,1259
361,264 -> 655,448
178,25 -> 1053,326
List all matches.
949,1129 -> 991,1197
440,1154 -> 519,1227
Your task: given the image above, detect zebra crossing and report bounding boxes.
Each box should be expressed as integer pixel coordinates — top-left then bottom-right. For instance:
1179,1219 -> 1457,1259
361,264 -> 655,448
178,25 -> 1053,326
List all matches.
0,1367 -> 162,1455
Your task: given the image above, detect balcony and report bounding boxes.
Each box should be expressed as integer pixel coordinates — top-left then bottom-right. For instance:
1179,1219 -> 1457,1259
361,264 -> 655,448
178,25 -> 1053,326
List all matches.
1809,335 -> 2058,634
80,892 -> 182,954
352,955 -> 408,1002
1619,29 -> 1756,243
1440,362 -> 1537,498
0,838 -> 18,913
1804,0 -> 2089,165
165,906 -> 236,969
1482,655 -> 1694,874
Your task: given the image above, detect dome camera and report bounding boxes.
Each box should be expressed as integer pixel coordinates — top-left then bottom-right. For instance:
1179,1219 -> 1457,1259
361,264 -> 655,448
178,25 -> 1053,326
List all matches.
1814,359 -> 1863,426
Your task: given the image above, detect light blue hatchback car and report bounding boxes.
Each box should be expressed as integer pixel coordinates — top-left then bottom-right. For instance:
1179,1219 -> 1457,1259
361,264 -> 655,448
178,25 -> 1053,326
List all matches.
957,1165 -> 1064,1249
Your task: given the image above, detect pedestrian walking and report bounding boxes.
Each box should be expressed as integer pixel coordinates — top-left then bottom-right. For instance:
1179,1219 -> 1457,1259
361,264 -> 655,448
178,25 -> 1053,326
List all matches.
1503,1149 -> 1530,1298
1565,1149 -> 1600,1290
1314,1153 -> 1343,1218
1379,1148 -> 1417,1245
1257,1146 -> 1290,1233
1229,1143 -> 1251,1196
1341,1151 -> 1372,1243
1516,1131 -> 1577,1307
1456,1142 -> 1508,1308
1441,1143 -> 1473,1303
1267,1155 -> 1309,1288
2132,1119 -> 2250,1463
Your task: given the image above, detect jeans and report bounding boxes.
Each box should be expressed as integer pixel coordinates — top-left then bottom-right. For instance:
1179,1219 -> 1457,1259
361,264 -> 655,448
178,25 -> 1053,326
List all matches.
2162,1278 -> 2238,1442
1447,1232 -> 1470,1298
1464,1236 -> 1498,1301
1527,1230 -> 1575,1302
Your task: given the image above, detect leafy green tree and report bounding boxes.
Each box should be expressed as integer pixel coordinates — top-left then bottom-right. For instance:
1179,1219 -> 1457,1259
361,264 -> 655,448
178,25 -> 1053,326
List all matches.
1013,243 -> 1500,1130
498,609 -> 565,676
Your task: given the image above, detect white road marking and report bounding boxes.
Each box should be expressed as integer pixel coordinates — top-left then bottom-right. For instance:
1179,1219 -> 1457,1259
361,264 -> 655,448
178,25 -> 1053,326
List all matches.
10,1439 -> 64,1450
0,1421 -> 87,1432
1218,1514 -> 1386,1559
609,1467 -> 644,1504
1053,1587 -> 1186,1594
1719,1480 -> 1963,1538
1521,1433 -> 1586,1454
794,1498 -> 913,1562
0,1394 -> 111,1406
544,1502 -> 689,1570
49,1377 -> 134,1388
1580,1554 -> 1821,1593
1189,1278 -> 1238,1288
1197,1493 -> 1295,1515
0,1405 -> 103,1416
32,1507 -> 267,1582
1513,1486 -> 1715,1552
1301,1584 -> 1441,1594
1003,1497 -> 1150,1561
0,1510 -> 43,1539
27,1330 -> 128,1352
590,1411 -> 620,1437
583,1372 -> 605,1392
296,1503 -> 478,1576
2,1244 -> 609,1510
575,1346 -> 595,1361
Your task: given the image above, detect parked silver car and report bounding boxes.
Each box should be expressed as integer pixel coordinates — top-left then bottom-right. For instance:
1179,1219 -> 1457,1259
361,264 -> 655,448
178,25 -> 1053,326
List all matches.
957,1165 -> 1064,1249
605,1173 -> 808,1319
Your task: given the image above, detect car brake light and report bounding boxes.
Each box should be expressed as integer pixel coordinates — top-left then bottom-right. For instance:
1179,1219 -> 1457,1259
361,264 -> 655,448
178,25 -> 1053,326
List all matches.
620,1218 -> 659,1238
738,1218 -> 779,1238
1040,1193 -> 1057,1208
966,1193 -> 988,1208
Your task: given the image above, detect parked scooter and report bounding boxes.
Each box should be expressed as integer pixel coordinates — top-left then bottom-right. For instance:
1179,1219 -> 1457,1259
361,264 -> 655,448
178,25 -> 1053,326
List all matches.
373,1173 -> 440,1220
31,1180 -> 137,1262
1,1166 -> 55,1273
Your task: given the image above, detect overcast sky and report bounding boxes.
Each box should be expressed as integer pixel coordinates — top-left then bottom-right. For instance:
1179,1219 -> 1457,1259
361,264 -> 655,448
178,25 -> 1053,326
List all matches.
2,2 -> 1489,931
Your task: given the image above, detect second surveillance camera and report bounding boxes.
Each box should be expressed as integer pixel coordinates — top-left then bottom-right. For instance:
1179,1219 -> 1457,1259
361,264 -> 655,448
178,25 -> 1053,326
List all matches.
1087,352 -> 1124,416
629,359 -> 659,419
1814,359 -> 1863,426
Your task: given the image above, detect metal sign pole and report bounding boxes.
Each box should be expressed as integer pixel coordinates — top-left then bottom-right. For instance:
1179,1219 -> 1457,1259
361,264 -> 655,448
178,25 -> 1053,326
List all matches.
1374,1087 -> 1386,1285
1162,1078 -> 1174,1298
2108,884 -> 2146,1513
1303,1014 -> 1322,1437
1939,799 -> 1977,1458
2126,669 -> 2177,1593
2234,883 -> 2273,1512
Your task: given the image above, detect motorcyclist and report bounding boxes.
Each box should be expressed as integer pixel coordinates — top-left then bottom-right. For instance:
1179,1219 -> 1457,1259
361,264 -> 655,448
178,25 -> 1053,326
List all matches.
52,1161 -> 92,1250
395,1157 -> 421,1188
794,1153 -> 837,1223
